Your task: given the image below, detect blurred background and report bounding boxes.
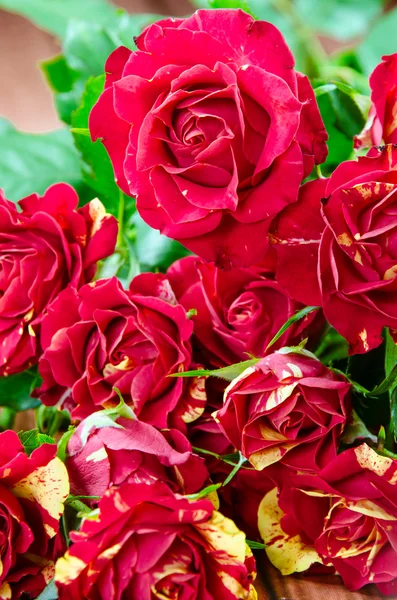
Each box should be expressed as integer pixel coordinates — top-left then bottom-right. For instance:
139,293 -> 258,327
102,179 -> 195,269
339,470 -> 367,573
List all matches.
0,0 -> 192,132
1,0 -> 397,133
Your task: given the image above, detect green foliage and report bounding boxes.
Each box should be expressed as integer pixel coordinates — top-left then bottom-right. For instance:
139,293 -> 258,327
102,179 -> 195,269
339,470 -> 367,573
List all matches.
0,0 -> 120,39
315,82 -> 369,171
266,306 -> 319,351
0,119 -> 87,202
0,369 -> 41,412
41,14 -> 157,125
18,428 -> 55,455
358,7 -> 397,75
170,358 -> 260,381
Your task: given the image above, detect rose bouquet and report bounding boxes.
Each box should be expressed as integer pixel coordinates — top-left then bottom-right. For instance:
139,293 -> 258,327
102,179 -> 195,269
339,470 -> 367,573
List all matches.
2,0 -> 397,598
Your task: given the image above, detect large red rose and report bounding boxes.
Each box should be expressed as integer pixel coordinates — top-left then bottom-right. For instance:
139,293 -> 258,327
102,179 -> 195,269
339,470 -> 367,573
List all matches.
67,413 -> 208,497
258,444 -> 397,595
55,481 -> 257,600
0,184 -> 117,376
168,256 -> 324,368
35,274 -> 206,428
215,350 -> 351,472
89,9 -> 327,268
0,431 -> 69,599
274,146 -> 397,353
355,54 -> 397,149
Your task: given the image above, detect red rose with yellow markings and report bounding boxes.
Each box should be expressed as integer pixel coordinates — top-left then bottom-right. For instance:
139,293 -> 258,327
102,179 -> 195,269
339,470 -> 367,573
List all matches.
215,350 -> 351,472
0,184 -> 117,376
258,444 -> 397,595
36,274 -> 206,428
168,256 -> 324,367
67,414 -> 208,497
0,431 -> 69,599
355,54 -> 397,149
55,481 -> 257,600
274,146 -> 397,353
90,9 -> 327,268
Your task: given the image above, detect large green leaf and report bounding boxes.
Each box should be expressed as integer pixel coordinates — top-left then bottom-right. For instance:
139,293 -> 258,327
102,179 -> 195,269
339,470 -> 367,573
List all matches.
0,119 -> 87,202
357,7 -> 397,75
0,0 -> 119,39
315,82 -> 369,171
0,370 -> 41,412
71,75 -> 120,212
41,14 -> 158,125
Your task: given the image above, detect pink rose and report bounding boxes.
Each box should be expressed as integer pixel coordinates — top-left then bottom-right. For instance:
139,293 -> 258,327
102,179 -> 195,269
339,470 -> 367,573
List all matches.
274,146 -> 397,353
0,184 -> 117,375
55,481 -> 257,600
35,274 -> 206,428
90,9 -> 327,268
215,350 -> 351,472
67,415 -> 208,497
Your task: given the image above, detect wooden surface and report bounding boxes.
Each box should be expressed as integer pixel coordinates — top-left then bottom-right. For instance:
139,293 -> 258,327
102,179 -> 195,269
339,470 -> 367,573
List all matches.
0,1 -> 391,598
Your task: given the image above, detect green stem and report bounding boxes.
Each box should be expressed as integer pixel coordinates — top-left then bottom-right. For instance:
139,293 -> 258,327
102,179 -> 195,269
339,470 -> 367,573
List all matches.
269,0 -> 328,78
117,190 -> 125,249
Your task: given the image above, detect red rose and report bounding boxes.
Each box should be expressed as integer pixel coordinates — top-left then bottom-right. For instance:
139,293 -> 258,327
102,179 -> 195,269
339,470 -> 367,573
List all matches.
67,414 -> 208,497
0,431 -> 69,599
215,350 -> 351,472
55,481 -> 257,600
168,256 -> 324,368
258,444 -> 397,595
355,54 -> 397,149
36,274 -> 206,428
0,184 -> 117,376
274,147 -> 397,353
90,9 -> 327,268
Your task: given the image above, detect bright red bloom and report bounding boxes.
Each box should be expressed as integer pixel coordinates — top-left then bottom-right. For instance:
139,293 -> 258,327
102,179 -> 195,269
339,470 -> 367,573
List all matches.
168,256 -> 324,368
36,274 -> 206,428
67,414 -> 208,497
0,431 -> 69,599
258,444 -> 397,595
55,482 -> 257,600
0,184 -> 117,376
215,350 -> 351,472
274,146 -> 397,353
90,9 -> 327,268
355,54 -> 397,149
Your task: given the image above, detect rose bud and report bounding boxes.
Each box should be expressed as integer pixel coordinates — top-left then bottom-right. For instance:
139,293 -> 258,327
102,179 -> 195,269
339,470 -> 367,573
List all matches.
168,256 -> 325,368
55,481 -> 257,600
355,54 -> 397,149
0,184 -> 117,376
215,350 -> 351,472
89,9 -> 327,269
273,146 -> 397,354
35,274 -> 206,428
258,444 -> 397,595
0,431 -> 69,599
67,415 -> 209,497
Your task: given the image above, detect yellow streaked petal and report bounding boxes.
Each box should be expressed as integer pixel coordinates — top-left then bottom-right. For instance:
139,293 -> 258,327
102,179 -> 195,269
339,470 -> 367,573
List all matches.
55,553 -> 87,584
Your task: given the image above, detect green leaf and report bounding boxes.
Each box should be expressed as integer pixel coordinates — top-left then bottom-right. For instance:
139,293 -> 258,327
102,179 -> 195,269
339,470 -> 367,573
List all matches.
315,327 -> 349,365
128,213 -> 191,272
385,329 -> 397,378
246,540 -> 266,550
57,426 -> 76,463
0,119 -> 87,202
222,452 -> 248,486
358,7 -> 397,75
315,82 -> 369,171
340,410 -> 377,445
186,483 -> 222,500
41,14 -> 158,124
71,75 -> 120,212
18,429 -> 56,455
36,579 -> 58,600
265,306 -> 319,352
0,0 -> 120,39
79,400 -> 135,445
169,359 -> 260,381
294,0 -> 382,41
0,370 -> 41,412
